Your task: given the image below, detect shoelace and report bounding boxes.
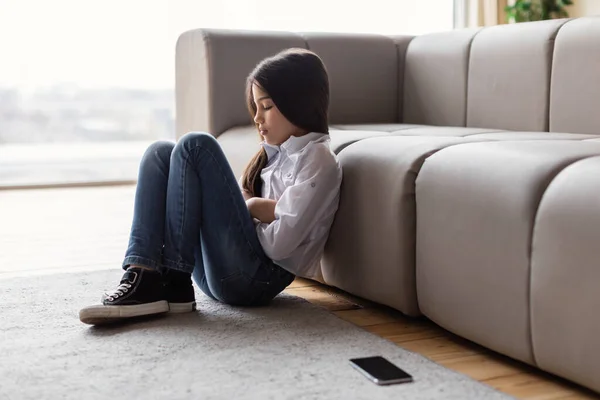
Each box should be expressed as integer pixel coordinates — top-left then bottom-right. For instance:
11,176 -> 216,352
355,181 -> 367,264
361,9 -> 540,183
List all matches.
104,281 -> 132,301
104,270 -> 138,301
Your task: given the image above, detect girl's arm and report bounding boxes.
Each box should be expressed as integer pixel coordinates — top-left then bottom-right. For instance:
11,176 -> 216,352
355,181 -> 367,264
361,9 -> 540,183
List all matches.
246,198 -> 277,224
240,176 -> 274,221
255,146 -> 342,261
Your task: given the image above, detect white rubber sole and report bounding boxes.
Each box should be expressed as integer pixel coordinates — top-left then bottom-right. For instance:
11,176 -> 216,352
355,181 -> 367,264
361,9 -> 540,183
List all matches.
79,300 -> 169,325
168,302 -> 197,314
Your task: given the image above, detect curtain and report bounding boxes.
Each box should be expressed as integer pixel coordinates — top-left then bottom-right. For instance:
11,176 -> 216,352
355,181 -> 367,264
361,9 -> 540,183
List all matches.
463,0 -> 509,27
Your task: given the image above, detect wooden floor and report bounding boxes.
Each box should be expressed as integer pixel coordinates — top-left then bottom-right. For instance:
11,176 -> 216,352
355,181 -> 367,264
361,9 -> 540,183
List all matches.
1,185 -> 598,400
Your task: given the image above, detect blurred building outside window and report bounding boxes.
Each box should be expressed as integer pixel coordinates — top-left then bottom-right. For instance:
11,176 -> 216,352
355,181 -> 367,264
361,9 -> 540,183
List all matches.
0,0 -> 455,188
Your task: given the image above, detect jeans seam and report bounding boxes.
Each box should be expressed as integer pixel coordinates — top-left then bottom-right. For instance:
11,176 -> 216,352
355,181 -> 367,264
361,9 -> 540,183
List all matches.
177,141 -> 188,265
162,256 -> 195,273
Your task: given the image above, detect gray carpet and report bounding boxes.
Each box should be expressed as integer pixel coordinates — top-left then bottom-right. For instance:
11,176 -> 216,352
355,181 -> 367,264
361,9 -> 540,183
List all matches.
0,270 -> 513,400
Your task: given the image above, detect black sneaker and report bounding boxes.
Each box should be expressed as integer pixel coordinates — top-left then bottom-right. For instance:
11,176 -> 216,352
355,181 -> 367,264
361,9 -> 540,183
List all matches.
163,269 -> 196,313
79,268 -> 169,325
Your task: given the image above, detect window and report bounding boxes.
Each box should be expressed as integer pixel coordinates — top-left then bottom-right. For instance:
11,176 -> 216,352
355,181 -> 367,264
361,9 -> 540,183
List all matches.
0,0 -> 455,188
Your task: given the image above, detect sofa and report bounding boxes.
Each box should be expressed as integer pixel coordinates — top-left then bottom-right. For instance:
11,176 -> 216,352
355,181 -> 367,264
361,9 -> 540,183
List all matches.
175,17 -> 600,393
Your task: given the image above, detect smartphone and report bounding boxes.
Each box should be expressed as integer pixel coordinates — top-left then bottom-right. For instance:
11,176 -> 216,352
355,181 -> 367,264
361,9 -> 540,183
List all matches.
349,356 -> 414,385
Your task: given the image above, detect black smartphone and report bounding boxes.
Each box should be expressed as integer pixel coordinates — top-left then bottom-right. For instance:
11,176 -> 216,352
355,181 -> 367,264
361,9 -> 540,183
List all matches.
349,356 -> 414,385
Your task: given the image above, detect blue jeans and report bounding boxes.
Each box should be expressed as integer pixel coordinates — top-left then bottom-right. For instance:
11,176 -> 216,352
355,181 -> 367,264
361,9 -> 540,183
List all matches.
123,132 -> 295,306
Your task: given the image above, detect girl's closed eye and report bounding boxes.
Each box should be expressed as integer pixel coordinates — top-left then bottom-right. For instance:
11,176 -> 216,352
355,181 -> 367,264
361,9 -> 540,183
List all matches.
262,104 -> 273,111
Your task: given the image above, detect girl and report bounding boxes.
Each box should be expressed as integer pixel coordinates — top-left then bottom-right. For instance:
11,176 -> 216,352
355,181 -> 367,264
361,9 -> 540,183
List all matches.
79,48 -> 343,325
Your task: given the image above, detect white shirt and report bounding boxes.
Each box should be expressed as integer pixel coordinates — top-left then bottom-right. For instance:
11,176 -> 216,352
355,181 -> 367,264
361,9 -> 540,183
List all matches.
252,132 -> 343,280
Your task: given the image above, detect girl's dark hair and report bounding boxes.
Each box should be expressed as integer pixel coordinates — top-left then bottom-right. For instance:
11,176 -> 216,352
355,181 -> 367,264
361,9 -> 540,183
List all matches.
241,48 -> 330,198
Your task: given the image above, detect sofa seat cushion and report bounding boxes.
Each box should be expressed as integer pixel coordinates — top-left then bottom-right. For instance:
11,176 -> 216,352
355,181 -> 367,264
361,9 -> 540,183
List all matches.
329,130 -> 393,154
389,128 -> 600,140
531,156 -> 600,393
415,140 -> 600,365
322,136 -> 480,316
468,131 -> 600,141
219,126 -> 399,178
216,125 -> 600,180
390,127 -> 502,137
219,126 -> 403,178
331,123 -> 424,132
217,126 -> 263,179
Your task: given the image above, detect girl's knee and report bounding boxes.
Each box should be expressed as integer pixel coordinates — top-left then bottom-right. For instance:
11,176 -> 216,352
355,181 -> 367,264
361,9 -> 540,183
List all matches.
178,132 -> 218,151
144,140 -> 175,163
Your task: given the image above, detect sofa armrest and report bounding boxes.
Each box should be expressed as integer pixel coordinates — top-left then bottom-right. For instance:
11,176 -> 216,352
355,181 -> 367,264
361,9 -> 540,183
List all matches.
175,28 -> 306,139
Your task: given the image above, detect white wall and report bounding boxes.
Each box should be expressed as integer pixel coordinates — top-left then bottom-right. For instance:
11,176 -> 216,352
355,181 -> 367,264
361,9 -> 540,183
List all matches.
169,0 -> 454,38
0,0 -> 454,90
567,0 -> 600,17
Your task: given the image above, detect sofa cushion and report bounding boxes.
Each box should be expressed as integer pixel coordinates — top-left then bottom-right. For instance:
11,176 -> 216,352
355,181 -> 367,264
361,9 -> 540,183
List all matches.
331,123 -> 423,132
217,126 -> 263,179
390,35 -> 416,124
467,131 -> 600,141
415,140 -> 600,365
219,126 -> 398,178
302,33 -> 400,125
550,17 -> 600,134
218,125 -> 600,178
329,130 -> 391,154
322,136 -> 473,316
531,156 -> 600,394
403,28 -> 481,127
466,19 -> 568,132
390,127 -> 502,137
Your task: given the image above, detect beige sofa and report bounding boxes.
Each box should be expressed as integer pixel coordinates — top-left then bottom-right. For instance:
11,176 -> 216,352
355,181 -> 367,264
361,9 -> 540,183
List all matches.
175,18 -> 600,393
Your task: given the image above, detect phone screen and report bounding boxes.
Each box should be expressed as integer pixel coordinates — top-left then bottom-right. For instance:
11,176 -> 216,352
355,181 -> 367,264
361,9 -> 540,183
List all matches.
350,356 -> 413,384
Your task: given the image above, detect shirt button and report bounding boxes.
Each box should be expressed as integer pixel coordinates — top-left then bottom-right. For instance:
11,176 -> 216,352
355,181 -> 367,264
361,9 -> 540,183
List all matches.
311,183 -> 316,188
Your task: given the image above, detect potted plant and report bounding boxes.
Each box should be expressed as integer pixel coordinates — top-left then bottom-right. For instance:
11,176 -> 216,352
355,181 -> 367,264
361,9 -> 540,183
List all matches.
505,0 -> 574,22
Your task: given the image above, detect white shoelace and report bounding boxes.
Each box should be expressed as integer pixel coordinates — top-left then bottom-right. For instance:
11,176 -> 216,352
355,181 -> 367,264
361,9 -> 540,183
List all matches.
104,282 -> 132,302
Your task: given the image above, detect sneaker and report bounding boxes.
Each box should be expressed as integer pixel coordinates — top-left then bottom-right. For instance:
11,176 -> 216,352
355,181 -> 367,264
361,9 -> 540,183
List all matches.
79,268 -> 169,325
163,269 -> 196,313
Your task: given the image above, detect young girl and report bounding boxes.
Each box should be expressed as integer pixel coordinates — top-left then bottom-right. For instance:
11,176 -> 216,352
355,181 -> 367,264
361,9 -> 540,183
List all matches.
79,48 -> 343,325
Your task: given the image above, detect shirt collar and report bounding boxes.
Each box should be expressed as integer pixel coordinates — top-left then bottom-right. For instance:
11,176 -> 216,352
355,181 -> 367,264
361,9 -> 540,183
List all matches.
260,132 -> 327,162
261,142 -> 280,162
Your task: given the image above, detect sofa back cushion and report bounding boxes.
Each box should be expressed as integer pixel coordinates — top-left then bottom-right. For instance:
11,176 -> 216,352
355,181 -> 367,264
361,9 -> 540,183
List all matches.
403,28 -> 480,127
466,19 -> 567,132
303,33 -> 400,125
550,17 -> 600,134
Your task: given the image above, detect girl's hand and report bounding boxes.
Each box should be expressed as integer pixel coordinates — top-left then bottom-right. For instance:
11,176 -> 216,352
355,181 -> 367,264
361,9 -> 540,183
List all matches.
246,198 -> 277,224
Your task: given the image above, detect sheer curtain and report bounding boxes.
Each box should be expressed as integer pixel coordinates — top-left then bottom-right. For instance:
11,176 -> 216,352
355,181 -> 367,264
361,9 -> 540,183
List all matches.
460,0 -> 509,27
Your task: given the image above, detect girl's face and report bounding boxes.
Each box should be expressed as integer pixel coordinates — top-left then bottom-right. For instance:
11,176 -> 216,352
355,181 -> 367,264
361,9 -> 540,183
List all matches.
252,83 -> 305,146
